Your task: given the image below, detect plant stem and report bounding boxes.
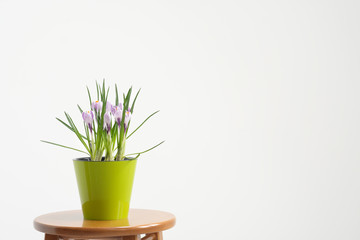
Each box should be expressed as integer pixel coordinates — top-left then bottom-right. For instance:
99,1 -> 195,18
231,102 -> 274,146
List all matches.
116,135 -> 126,161
105,133 -> 113,161
90,131 -> 95,160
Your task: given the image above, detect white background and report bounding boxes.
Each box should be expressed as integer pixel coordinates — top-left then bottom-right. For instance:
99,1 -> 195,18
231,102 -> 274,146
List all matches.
1,0 -> 360,239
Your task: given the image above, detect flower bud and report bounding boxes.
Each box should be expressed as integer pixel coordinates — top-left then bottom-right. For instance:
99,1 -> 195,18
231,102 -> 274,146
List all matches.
82,111 -> 94,132
91,101 -> 102,114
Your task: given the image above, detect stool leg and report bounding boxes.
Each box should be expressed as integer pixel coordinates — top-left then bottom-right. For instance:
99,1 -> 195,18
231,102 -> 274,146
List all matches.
155,232 -> 163,240
141,232 -> 163,240
44,234 -> 59,240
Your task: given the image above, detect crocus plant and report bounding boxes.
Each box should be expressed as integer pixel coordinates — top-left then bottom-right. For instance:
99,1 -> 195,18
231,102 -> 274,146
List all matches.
42,81 -> 163,161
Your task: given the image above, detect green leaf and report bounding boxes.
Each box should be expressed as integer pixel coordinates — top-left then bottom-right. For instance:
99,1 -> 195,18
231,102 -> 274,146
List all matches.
102,79 -> 106,101
115,84 -> 119,106
127,110 -> 159,139
96,81 -> 100,100
56,117 -> 88,140
116,86 -> 133,160
126,141 -> 165,156
56,117 -> 74,132
126,154 -> 140,160
86,86 -> 92,107
125,87 -> 132,106
41,140 -> 90,155
83,122 -> 91,152
130,88 -> 141,113
94,85 -> 109,159
106,87 -> 110,102
111,122 -> 118,150
64,112 -> 90,153
77,104 -> 83,115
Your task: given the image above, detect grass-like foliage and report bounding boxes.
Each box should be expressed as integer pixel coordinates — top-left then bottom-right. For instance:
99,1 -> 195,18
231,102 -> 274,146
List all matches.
42,81 -> 164,161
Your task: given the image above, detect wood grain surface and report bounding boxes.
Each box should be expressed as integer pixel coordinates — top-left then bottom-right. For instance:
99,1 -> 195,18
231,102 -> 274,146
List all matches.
34,209 -> 175,238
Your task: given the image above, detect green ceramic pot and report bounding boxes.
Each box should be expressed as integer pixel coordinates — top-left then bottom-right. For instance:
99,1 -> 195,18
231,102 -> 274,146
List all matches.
73,158 -> 137,220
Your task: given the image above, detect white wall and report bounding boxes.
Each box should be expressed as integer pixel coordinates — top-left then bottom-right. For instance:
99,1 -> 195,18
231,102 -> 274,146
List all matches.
1,0 -> 360,239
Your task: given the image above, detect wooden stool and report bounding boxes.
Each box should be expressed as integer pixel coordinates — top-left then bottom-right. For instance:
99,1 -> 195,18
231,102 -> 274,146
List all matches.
33,209 -> 176,240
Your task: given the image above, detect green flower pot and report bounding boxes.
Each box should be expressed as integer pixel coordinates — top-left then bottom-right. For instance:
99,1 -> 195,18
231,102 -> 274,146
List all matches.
73,158 -> 137,220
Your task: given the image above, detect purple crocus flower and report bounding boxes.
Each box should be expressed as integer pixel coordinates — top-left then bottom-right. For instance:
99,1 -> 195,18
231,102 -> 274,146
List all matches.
111,103 -> 123,115
91,101 -> 102,114
82,111 -> 94,132
104,111 -> 112,134
124,110 -> 132,130
113,106 -> 123,126
106,101 -> 112,113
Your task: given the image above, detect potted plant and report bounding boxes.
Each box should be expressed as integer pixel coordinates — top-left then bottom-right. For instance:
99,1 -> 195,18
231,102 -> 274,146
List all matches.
42,81 -> 164,220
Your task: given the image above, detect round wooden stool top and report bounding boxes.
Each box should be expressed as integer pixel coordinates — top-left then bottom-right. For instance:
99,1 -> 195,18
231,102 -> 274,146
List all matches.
34,209 -> 176,238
